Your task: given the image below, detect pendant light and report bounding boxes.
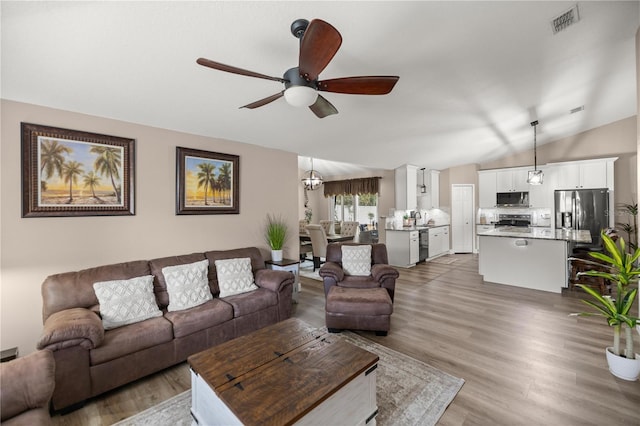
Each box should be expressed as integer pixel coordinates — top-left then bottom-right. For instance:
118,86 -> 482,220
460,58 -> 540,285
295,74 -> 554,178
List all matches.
420,168 -> 427,193
527,120 -> 543,185
301,158 -> 323,190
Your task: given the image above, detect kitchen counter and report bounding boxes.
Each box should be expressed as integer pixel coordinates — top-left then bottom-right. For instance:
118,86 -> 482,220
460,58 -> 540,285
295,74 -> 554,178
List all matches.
386,224 -> 449,232
477,227 -> 590,294
476,227 -> 592,243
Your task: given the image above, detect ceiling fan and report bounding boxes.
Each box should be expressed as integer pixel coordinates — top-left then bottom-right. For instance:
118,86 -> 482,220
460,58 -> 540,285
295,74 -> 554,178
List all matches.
196,18 -> 400,118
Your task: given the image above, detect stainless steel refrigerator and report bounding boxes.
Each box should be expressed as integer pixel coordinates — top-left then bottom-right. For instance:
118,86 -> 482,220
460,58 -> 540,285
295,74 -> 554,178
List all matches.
554,188 -> 610,249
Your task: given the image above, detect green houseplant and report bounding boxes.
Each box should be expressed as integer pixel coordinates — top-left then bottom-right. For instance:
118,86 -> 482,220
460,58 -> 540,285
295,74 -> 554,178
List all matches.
264,214 -> 289,261
571,232 -> 640,380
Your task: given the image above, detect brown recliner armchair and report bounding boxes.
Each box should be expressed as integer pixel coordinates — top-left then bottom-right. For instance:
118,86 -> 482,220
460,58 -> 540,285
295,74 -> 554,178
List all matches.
0,349 -> 55,425
319,243 -> 399,335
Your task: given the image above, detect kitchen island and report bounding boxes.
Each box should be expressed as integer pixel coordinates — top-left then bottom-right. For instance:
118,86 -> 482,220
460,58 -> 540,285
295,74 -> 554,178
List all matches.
477,227 -> 591,293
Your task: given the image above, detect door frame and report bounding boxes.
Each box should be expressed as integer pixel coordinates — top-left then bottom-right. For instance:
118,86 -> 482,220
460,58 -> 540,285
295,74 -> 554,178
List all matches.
451,184 -> 476,253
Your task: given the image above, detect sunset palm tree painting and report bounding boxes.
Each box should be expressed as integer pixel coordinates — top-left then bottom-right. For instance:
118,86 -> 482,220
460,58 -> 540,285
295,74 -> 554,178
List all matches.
37,137 -> 125,206
185,155 -> 234,207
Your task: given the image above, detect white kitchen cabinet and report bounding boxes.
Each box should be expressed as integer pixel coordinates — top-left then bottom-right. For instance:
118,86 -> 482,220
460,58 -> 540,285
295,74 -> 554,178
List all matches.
386,230 -> 419,268
428,225 -> 450,259
417,169 -> 440,209
496,168 -> 529,192
550,158 -> 617,191
395,165 -> 419,210
475,224 -> 495,253
478,171 -> 497,208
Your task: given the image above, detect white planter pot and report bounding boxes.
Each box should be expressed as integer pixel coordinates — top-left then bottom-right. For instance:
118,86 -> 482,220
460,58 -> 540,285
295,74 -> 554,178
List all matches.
605,347 -> 640,381
271,249 -> 283,262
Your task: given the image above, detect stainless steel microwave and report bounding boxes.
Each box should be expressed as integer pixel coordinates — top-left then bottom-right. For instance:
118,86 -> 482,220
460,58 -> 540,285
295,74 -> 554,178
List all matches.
496,191 -> 529,207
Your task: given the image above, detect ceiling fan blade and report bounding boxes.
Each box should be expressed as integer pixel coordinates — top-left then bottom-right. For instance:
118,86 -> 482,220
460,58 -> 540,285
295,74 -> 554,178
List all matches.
318,76 -> 399,95
298,19 -> 342,82
196,58 -> 286,83
240,91 -> 284,109
309,94 -> 338,118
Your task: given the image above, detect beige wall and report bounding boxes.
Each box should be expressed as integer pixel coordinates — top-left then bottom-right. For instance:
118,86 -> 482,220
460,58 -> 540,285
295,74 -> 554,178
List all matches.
1,100 -> 299,355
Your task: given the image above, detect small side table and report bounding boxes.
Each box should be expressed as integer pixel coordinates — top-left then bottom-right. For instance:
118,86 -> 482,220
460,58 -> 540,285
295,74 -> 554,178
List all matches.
265,258 -> 300,303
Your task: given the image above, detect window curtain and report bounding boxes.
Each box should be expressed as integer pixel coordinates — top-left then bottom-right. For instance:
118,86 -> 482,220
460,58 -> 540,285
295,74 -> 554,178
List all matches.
323,177 -> 381,197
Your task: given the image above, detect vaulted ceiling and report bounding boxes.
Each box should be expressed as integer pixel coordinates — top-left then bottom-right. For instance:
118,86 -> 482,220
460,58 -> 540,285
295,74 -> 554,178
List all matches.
2,1 -> 638,176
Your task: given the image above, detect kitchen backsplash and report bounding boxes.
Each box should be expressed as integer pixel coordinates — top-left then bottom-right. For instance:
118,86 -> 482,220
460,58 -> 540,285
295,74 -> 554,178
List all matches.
478,207 -> 552,227
386,208 -> 451,229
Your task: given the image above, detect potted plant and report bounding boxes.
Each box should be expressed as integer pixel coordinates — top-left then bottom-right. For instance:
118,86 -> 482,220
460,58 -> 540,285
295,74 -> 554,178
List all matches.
265,213 -> 288,262
571,232 -> 640,381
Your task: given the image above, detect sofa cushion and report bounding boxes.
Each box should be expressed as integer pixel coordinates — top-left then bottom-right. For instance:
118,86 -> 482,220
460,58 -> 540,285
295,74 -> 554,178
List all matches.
205,247 -> 265,296
222,288 -> 277,317
162,259 -> 212,312
215,257 -> 258,298
90,316 -> 173,365
148,252 -> 206,309
93,275 -> 163,330
42,260 -> 151,322
341,245 -> 372,276
164,299 -> 234,338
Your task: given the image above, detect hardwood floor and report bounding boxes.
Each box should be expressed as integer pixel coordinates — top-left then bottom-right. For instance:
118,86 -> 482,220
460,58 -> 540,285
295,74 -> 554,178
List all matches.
52,254 -> 640,425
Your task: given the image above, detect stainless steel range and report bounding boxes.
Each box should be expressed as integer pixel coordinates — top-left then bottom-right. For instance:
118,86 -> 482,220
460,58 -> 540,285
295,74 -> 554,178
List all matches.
495,214 -> 531,228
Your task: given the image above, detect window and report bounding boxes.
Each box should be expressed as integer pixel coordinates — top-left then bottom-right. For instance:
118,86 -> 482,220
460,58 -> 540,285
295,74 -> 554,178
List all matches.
333,193 -> 378,228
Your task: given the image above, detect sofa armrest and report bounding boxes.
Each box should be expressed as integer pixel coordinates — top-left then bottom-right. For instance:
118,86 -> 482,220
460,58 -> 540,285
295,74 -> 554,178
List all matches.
254,269 -> 294,293
37,308 -> 104,351
371,264 -> 399,282
319,262 -> 344,282
0,349 -> 55,421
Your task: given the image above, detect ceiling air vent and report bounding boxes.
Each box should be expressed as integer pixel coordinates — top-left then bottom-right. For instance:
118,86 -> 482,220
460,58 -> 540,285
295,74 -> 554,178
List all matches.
551,5 -> 580,34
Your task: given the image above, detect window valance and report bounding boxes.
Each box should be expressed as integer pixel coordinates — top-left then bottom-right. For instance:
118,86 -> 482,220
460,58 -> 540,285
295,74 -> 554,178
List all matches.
323,177 -> 381,197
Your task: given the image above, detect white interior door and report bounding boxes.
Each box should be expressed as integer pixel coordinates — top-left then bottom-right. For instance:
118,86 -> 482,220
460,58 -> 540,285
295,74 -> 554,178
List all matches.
452,184 -> 474,253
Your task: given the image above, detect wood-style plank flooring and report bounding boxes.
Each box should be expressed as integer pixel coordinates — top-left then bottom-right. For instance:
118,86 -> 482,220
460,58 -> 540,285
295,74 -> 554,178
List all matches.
51,254 -> 640,425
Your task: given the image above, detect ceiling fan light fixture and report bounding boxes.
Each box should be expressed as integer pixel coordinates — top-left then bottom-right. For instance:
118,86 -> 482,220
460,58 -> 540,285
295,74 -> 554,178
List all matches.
284,86 -> 318,107
527,120 -> 543,185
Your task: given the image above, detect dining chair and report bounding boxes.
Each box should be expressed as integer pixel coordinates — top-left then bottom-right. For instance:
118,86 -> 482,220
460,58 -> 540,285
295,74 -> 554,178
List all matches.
319,220 -> 333,235
341,221 -> 359,237
305,224 -> 329,271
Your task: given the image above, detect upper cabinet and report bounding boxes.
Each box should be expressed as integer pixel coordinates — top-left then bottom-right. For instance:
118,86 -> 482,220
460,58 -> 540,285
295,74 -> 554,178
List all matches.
496,167 -> 530,192
418,169 -> 440,209
395,164 -> 418,210
478,171 -> 497,208
553,159 -> 614,190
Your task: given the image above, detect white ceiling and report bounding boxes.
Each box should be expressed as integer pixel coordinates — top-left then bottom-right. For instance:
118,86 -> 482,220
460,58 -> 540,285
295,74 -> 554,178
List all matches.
2,1 -> 638,177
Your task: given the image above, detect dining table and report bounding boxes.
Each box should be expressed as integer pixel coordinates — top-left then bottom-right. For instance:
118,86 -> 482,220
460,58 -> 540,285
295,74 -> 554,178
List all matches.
299,233 -> 355,243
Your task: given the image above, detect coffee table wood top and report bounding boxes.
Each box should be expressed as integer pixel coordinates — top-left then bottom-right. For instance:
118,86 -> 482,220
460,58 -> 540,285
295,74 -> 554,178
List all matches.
188,318 -> 379,425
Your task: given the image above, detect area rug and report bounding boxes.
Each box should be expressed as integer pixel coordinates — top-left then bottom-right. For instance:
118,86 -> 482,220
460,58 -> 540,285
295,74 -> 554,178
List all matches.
115,332 -> 464,426
298,260 -> 322,281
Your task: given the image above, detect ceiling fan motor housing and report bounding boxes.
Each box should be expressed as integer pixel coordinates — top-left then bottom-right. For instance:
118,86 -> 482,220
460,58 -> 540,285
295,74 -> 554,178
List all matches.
284,67 -> 317,89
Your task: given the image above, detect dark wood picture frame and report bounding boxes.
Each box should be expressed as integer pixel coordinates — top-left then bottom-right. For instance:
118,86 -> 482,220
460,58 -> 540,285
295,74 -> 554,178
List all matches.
176,146 -> 239,215
21,123 -> 135,217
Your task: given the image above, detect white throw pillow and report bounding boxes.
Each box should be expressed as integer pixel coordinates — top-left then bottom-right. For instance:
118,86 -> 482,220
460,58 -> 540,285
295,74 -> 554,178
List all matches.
342,245 -> 372,276
215,257 -> 258,298
162,259 -> 212,312
93,275 -> 163,330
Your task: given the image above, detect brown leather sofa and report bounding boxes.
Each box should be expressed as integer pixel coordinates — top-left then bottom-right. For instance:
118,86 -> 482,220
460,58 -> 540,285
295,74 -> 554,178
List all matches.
37,247 -> 294,412
319,243 -> 399,334
0,349 -> 55,425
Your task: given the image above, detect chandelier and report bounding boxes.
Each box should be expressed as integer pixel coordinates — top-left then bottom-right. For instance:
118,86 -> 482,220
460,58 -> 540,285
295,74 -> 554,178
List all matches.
301,158 -> 323,190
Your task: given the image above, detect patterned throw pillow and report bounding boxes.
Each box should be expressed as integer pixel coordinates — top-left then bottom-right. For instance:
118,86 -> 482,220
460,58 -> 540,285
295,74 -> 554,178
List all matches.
93,275 -> 163,330
215,257 -> 258,298
162,259 -> 212,312
342,245 -> 372,276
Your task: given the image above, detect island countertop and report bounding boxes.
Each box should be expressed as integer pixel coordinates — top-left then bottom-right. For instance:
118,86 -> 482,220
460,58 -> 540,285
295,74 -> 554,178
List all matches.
477,226 -> 592,243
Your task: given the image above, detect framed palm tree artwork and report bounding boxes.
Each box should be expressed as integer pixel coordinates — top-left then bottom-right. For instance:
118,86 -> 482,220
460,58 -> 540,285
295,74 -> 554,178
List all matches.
175,147 -> 239,215
21,123 -> 135,217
